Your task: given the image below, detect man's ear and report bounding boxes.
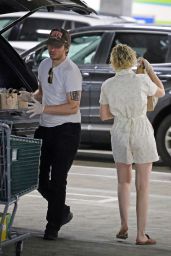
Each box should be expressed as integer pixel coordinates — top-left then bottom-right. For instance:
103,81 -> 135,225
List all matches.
65,47 -> 69,55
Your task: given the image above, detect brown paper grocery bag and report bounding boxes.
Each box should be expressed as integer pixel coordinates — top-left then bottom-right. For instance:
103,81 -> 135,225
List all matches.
18,98 -> 28,109
136,65 -> 158,112
0,91 -> 18,109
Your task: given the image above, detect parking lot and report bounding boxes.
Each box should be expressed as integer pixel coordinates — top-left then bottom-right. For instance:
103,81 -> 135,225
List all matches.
1,162 -> 171,256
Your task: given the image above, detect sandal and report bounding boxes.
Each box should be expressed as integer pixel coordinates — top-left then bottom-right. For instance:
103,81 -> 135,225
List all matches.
136,234 -> 156,245
116,230 -> 128,240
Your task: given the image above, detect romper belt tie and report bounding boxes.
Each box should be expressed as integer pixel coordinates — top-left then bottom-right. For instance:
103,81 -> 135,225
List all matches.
113,114 -> 147,134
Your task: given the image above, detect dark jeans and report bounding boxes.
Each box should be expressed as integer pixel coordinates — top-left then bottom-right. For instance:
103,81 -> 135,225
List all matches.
34,123 -> 81,231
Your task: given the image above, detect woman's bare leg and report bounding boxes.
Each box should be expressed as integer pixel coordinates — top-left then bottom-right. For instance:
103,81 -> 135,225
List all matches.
135,163 -> 152,242
116,163 -> 132,233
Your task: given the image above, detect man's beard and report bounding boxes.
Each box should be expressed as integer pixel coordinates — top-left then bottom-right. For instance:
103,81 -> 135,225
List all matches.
51,55 -> 62,61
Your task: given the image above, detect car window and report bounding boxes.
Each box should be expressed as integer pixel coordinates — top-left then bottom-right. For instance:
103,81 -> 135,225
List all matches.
0,18 -> 18,40
74,21 -> 89,28
69,34 -> 103,64
0,18 -> 15,30
19,18 -> 64,41
110,32 -> 169,64
64,20 -> 89,30
17,18 -> 91,42
62,20 -> 72,30
30,33 -> 104,66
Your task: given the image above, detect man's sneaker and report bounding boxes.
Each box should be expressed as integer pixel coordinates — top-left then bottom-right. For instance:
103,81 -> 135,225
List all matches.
43,228 -> 58,240
61,212 -> 73,227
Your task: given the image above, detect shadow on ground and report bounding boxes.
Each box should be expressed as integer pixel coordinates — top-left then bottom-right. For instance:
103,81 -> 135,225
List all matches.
2,235 -> 171,256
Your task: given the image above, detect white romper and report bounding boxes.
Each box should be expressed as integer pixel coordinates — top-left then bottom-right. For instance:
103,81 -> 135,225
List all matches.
99,69 -> 159,164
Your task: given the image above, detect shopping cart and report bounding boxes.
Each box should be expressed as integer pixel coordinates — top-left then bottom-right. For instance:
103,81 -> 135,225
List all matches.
0,122 -> 41,256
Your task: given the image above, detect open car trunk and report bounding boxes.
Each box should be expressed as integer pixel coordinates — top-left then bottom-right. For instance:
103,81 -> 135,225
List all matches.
0,0 -> 95,15
0,0 -> 96,34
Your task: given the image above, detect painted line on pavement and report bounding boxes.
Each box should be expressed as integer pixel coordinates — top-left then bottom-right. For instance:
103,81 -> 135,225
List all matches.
71,165 -> 171,183
24,193 -> 117,204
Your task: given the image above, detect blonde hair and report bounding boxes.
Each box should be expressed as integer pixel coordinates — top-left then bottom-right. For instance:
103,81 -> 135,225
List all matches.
110,44 -> 137,70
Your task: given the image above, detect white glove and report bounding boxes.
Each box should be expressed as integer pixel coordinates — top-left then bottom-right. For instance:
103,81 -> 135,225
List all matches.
26,98 -> 44,118
18,91 -> 33,102
137,57 -> 153,73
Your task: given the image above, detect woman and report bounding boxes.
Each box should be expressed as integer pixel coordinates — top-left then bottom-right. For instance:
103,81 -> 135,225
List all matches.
99,44 -> 165,245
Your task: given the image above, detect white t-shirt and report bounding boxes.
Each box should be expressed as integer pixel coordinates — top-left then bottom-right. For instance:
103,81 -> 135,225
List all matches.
38,57 -> 82,127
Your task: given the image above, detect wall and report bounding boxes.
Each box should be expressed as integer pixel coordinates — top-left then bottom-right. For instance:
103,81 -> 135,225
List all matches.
84,0 -> 171,24
100,0 -> 133,16
133,0 -> 171,24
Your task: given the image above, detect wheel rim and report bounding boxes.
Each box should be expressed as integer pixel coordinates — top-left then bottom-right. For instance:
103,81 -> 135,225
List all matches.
165,126 -> 171,155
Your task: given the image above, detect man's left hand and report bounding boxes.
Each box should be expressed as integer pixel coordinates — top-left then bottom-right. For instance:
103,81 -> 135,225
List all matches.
27,98 -> 44,118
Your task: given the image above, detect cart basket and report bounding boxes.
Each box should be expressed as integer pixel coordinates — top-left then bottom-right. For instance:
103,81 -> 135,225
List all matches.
0,135 -> 41,202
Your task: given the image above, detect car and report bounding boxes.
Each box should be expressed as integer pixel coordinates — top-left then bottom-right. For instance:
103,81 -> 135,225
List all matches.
0,0 -> 95,136
0,9 -> 136,52
21,23 -> 171,166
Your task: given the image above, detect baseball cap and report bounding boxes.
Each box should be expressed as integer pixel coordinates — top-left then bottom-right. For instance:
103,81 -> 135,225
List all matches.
46,27 -> 71,48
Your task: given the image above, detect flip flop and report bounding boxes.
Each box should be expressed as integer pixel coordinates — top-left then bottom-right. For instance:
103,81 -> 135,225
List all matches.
116,230 -> 128,240
136,234 -> 156,245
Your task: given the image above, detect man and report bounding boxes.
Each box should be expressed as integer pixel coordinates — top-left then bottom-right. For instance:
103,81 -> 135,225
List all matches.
23,27 -> 82,240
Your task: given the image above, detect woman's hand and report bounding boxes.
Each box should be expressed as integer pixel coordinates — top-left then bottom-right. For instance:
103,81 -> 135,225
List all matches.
137,57 -> 153,73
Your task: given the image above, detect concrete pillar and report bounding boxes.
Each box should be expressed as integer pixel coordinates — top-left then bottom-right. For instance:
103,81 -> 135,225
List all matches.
100,0 -> 133,16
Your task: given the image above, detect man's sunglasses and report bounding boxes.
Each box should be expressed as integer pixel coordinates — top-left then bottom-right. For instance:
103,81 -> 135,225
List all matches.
48,67 -> 53,84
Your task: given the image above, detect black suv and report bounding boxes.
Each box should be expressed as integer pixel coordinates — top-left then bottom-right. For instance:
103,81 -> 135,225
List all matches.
0,1 -> 94,134
21,24 -> 171,166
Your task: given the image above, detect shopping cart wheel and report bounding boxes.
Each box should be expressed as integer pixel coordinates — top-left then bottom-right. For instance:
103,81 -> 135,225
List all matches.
15,240 -> 23,256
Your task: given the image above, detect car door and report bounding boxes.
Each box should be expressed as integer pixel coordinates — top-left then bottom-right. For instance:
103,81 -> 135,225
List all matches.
67,30 -> 116,145
86,31 -> 115,145
69,32 -> 106,143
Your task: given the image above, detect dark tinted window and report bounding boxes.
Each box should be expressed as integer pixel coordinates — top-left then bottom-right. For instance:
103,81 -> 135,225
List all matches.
0,17 -> 18,40
70,34 -> 103,64
110,32 -> 169,63
62,20 -> 72,30
26,33 -> 104,66
74,21 -> 89,28
0,18 -> 14,30
18,18 -> 64,41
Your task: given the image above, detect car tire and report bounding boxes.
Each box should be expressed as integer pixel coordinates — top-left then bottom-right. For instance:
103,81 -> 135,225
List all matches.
156,115 -> 171,166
